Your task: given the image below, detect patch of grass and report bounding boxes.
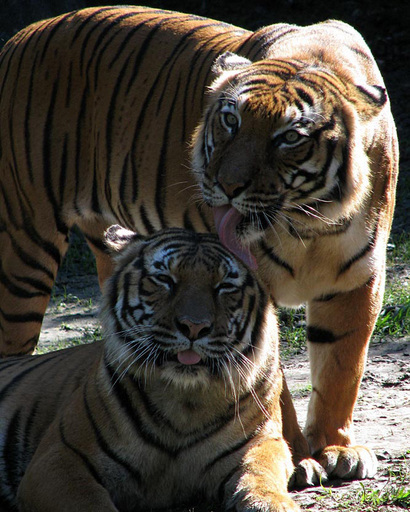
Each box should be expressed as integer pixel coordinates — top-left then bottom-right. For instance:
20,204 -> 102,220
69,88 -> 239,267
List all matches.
358,480 -> 410,509
60,226 -> 97,276
279,307 -> 306,355
375,233 -> 410,338
290,383 -> 312,399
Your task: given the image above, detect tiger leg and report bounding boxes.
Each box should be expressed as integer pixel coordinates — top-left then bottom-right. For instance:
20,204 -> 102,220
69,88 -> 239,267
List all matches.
280,372 -> 327,487
304,273 -> 383,480
226,437 -> 300,511
78,220 -> 115,289
17,444 -> 117,512
0,226 -> 69,356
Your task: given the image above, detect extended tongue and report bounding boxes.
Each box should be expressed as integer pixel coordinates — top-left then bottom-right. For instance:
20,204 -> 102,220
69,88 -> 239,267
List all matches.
213,206 -> 258,270
177,349 -> 202,365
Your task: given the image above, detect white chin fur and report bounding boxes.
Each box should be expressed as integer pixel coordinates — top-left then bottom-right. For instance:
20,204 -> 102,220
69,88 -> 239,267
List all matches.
159,365 -> 213,389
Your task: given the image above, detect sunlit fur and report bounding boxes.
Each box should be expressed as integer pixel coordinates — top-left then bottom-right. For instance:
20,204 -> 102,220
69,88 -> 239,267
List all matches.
0,227 -> 298,511
0,6 -> 397,485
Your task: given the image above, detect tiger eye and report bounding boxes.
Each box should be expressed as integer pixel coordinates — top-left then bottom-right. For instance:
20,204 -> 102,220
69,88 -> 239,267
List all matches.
283,130 -> 301,143
222,112 -> 238,130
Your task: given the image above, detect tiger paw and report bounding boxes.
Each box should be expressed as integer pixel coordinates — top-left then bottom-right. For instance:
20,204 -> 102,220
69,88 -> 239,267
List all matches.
289,457 -> 328,488
316,445 -> 378,480
229,491 -> 300,511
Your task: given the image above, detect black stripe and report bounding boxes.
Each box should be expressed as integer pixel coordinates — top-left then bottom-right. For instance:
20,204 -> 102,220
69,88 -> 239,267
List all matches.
73,79 -> 89,216
251,26 -> 300,59
155,73 -> 183,229
65,61 -> 73,108
43,75 -> 69,235
83,233 -> 109,254
139,204 -> 155,235
132,376 -> 236,442
59,134 -> 69,206
0,261 -> 47,299
9,236 -> 55,280
10,274 -> 51,295
314,292 -> 339,302
70,7 -> 116,47
3,409 -> 23,495
307,326 -> 349,344
22,213 -> 64,268
0,354 -> 60,402
82,383 -> 142,483
59,418 -> 104,486
260,240 -> 294,277
338,224 -> 378,276
90,145 -> 102,215
107,13 -> 165,70
78,11 -> 130,73
294,86 -> 315,106
23,50 -> 39,184
38,13 -> 76,65
205,430 -> 258,472
104,359 -> 177,455
21,401 -> 41,467
249,288 -> 267,351
217,464 -> 240,504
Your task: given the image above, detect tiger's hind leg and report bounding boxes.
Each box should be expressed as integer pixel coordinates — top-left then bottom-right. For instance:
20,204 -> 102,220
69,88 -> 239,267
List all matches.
303,272 -> 384,481
76,219 -> 115,289
0,224 -> 70,356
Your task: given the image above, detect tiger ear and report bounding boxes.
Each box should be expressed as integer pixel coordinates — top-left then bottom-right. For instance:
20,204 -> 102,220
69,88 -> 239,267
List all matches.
104,224 -> 144,253
212,52 -> 252,75
352,83 -> 387,119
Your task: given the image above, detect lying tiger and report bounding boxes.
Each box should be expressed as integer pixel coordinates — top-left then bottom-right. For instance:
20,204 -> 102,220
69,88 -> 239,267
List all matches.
0,226 -> 299,512
0,6 -> 397,486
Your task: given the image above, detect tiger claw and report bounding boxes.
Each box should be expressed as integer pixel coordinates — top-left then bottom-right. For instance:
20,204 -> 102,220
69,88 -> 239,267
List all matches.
317,445 -> 378,480
289,458 -> 328,488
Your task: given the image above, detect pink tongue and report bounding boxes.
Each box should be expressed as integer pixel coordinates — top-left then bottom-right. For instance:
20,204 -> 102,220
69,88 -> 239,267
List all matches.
177,349 -> 202,365
213,206 -> 258,270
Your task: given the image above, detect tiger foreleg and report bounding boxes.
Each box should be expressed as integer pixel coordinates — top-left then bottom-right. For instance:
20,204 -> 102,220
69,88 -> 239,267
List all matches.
17,443 -> 118,512
226,436 -> 300,511
304,273 -> 384,480
280,374 -> 328,487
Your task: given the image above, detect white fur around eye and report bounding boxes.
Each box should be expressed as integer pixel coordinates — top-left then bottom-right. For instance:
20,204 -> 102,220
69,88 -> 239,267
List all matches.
292,175 -> 306,188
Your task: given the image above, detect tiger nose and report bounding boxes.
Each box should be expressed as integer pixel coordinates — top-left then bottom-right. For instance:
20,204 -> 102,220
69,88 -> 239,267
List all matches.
176,317 -> 212,340
217,180 -> 249,199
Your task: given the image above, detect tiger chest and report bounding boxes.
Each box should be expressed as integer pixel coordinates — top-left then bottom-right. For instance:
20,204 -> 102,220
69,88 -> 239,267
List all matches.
108,434 -> 242,511
256,217 -> 380,306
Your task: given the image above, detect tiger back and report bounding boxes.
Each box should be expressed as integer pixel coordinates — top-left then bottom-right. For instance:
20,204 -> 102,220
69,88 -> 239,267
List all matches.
0,226 -> 297,511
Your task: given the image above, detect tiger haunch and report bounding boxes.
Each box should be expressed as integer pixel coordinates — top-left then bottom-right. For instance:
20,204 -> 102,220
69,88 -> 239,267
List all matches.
0,227 -> 297,512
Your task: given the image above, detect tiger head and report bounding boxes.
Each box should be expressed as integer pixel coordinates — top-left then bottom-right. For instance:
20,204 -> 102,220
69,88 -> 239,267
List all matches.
101,225 -> 276,389
191,52 -> 387,267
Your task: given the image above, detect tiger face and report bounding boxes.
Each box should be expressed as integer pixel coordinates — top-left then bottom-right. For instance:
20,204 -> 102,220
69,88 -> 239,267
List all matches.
102,225 -> 274,390
192,53 -> 387,265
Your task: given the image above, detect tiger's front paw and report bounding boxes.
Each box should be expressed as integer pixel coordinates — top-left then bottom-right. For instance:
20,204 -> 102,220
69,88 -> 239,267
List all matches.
229,490 -> 300,512
289,457 -> 328,488
317,445 -> 378,480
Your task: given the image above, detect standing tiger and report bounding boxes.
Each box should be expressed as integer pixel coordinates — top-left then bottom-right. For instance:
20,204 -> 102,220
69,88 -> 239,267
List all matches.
0,6 -> 397,485
0,226 -> 298,512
